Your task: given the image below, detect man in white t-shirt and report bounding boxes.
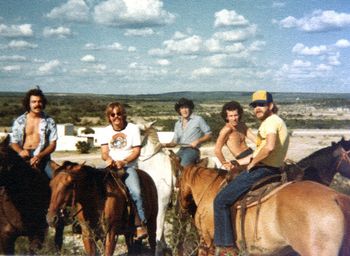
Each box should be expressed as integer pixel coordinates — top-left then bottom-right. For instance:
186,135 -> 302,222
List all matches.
100,102 -> 147,240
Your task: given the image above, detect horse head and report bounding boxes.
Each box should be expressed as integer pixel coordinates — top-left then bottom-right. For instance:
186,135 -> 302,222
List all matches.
139,121 -> 162,155
47,161 -> 85,227
333,140 -> 350,179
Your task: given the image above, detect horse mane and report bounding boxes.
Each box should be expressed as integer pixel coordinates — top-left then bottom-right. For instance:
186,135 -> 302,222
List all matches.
297,141 -> 339,168
53,161 -> 106,198
186,165 -> 226,185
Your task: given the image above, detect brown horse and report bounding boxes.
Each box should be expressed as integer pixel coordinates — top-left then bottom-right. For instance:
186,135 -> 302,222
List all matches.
46,161 -> 158,256
177,146 -> 350,255
0,135 -> 64,254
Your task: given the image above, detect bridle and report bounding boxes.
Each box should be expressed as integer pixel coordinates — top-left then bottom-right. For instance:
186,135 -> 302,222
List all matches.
335,147 -> 350,173
51,171 -> 82,224
139,130 -> 162,162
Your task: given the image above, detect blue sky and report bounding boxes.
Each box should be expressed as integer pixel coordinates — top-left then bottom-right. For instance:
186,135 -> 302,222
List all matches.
0,0 -> 350,94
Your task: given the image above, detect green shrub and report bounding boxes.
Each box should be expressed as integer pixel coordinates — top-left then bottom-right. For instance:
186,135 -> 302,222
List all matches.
76,141 -> 91,154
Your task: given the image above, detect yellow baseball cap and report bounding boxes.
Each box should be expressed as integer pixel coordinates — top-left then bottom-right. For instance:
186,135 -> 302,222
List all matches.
250,90 -> 273,106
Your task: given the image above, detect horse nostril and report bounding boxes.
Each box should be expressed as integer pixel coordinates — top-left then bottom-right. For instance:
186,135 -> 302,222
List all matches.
46,213 -> 58,227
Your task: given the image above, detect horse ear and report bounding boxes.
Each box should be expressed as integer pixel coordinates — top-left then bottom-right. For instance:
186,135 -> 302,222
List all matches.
71,164 -> 83,173
149,120 -> 157,126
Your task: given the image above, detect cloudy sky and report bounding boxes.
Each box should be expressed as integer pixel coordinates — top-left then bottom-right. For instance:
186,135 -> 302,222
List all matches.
0,0 -> 349,94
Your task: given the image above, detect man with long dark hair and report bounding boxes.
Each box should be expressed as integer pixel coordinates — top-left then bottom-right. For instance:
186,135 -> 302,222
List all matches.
10,87 -> 57,179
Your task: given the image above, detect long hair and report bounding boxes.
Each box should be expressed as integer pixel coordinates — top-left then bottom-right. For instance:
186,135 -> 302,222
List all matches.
22,86 -> 47,112
105,102 -> 127,124
220,101 -> 243,122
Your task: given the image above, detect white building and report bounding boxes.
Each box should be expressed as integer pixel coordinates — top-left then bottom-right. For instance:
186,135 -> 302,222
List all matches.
56,124 -> 89,151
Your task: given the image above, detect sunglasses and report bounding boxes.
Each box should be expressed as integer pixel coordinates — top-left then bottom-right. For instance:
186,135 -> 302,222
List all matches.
110,112 -> 124,118
251,102 -> 268,108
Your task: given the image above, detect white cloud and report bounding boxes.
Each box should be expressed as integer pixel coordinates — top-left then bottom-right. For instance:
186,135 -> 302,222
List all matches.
124,28 -> 155,36
81,54 -> 96,62
292,59 -> 312,67
128,46 -> 137,52
0,23 -> 33,37
191,67 -> 215,78
148,48 -> 169,57
279,10 -> 350,32
93,0 -> 175,27
8,40 -> 38,49
163,35 -> 202,55
327,53 -> 341,66
214,9 -> 249,28
335,39 -> 350,48
213,25 -> 257,42
272,2 -> 286,8
84,42 -> 123,50
105,42 -> 123,50
46,0 -> 89,22
172,31 -> 187,40
205,38 -> 222,53
2,65 -> 21,72
43,26 -> 72,38
38,60 -> 61,75
0,55 -> 27,62
292,43 -> 328,56
157,59 -> 170,66
316,63 -> 332,71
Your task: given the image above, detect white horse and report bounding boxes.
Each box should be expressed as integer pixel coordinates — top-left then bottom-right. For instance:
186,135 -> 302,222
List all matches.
137,121 -> 175,255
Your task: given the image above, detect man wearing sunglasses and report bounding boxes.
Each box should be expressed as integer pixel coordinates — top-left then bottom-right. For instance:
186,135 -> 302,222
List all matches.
213,90 -> 289,256
100,102 -> 148,240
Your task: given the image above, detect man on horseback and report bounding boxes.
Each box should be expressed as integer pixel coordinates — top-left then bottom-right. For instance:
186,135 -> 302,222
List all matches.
213,90 -> 290,256
10,87 -> 57,179
163,97 -> 212,166
100,102 -> 148,240
215,101 -> 256,171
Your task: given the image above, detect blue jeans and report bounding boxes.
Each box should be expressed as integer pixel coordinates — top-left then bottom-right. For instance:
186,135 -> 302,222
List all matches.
213,167 -> 280,246
124,166 -> 146,223
177,147 -> 200,166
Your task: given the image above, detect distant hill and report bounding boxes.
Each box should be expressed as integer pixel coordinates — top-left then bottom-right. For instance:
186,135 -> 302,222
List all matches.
1,90 -> 349,102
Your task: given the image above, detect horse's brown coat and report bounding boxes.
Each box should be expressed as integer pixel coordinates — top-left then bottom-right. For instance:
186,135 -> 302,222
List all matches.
179,165 -> 350,256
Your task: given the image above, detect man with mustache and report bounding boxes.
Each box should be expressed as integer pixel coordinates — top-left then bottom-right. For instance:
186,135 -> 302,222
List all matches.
213,90 -> 290,256
10,87 -> 58,179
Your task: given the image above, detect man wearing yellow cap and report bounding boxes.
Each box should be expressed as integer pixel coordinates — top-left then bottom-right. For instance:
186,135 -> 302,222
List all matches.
213,90 -> 289,256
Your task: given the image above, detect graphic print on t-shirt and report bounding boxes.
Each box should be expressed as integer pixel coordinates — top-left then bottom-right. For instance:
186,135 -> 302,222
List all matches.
110,133 -> 127,149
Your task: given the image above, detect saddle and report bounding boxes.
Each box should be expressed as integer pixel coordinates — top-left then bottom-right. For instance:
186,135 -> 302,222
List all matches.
232,172 -> 292,251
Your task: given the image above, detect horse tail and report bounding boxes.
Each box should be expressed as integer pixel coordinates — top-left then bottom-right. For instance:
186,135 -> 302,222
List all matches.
336,194 -> 350,256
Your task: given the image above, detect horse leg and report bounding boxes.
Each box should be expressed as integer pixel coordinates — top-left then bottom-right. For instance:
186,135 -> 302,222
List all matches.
147,213 -> 157,254
54,217 -> 65,252
105,229 -> 117,256
0,235 -> 16,255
